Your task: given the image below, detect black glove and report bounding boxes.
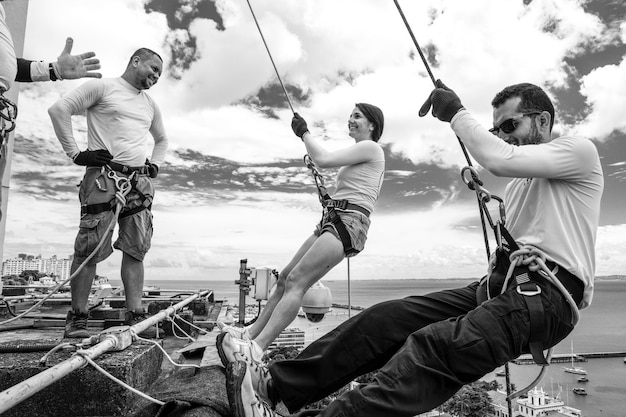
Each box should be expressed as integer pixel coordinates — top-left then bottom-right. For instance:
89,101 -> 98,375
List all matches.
419,79 -> 464,122
291,113 -> 309,139
147,162 -> 159,178
73,149 -> 113,166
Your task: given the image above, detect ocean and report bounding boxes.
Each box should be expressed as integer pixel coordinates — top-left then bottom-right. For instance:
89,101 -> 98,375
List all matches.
118,277 -> 626,416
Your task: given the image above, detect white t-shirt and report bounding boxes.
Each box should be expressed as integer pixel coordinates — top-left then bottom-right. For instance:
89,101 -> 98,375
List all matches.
0,4 -> 17,93
451,110 -> 604,308
51,77 -> 168,166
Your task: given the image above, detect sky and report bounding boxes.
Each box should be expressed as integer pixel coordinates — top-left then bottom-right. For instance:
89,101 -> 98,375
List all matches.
4,0 -> 626,282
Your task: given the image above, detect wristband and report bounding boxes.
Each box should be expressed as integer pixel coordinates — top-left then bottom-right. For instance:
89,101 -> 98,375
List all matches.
49,63 -> 58,81
30,61 -> 51,82
50,63 -> 63,81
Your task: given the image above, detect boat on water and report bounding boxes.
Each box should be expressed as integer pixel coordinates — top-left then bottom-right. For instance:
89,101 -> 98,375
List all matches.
563,340 -> 587,375
572,387 -> 588,396
577,376 -> 589,383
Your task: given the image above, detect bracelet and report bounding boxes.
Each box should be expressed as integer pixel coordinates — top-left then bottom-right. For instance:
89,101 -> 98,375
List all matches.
49,63 -> 58,81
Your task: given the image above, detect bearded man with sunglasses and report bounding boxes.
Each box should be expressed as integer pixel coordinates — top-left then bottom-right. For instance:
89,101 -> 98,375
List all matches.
224,81 -> 604,417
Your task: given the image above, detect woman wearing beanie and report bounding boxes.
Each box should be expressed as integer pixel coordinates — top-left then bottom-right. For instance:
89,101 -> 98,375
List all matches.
217,103 -> 385,363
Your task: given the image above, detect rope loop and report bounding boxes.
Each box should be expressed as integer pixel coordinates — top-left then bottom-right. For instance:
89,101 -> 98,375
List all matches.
106,169 -> 136,207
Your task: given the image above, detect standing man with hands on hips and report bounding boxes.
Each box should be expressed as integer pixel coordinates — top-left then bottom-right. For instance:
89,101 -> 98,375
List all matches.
48,48 -> 168,339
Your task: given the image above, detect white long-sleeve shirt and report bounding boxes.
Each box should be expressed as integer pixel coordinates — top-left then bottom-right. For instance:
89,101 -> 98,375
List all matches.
451,110 -> 604,308
0,4 -> 17,93
49,77 -> 168,166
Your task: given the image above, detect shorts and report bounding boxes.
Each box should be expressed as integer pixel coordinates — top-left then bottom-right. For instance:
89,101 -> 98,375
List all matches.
73,168 -> 154,264
314,208 -> 371,257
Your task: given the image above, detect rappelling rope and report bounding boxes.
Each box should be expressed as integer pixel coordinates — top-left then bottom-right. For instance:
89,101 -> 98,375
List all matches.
0,169 -> 135,327
245,0 -> 295,114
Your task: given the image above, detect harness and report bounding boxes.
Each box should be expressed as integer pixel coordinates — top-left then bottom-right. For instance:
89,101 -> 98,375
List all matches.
0,94 -> 18,146
81,165 -> 152,219
462,166 -> 581,367
304,155 -> 370,256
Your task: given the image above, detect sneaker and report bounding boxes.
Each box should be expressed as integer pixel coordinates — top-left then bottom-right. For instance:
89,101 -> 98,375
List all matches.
218,322 -> 251,340
64,309 -> 90,338
226,360 -> 278,417
124,310 -> 161,339
216,332 -> 264,367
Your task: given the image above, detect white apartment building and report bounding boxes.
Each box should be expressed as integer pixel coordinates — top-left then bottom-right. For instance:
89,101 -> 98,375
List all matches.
2,255 -> 73,281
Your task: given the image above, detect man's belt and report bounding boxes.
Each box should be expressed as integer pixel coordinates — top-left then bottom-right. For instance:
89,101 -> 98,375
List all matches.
325,199 -> 371,217
544,261 -> 584,307
106,161 -> 149,175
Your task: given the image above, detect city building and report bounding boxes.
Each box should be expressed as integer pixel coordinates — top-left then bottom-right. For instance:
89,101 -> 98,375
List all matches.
490,387 -> 582,417
2,254 -> 73,281
268,328 -> 305,350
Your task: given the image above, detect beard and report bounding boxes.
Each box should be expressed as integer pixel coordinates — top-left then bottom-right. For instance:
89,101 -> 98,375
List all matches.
522,121 -> 543,145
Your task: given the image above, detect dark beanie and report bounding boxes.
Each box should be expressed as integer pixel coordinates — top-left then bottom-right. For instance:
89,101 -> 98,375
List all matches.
355,103 -> 384,142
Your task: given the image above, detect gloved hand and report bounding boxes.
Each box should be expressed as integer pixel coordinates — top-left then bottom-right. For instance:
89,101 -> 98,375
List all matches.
73,149 -> 113,166
419,79 -> 464,122
291,113 -> 309,139
147,162 -> 159,178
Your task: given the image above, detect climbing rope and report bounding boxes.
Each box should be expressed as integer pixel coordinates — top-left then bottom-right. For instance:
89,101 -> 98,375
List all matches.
245,0 -> 295,114
0,168 -> 135,327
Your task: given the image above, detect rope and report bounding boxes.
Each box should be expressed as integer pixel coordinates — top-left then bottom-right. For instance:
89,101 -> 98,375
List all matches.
165,315 -> 196,341
502,247 -> 580,325
392,0 -> 436,86
245,0 -> 295,114
494,246 -> 581,401
74,349 -> 165,406
0,169 -> 135,327
134,335 -> 201,371
171,312 -> 210,336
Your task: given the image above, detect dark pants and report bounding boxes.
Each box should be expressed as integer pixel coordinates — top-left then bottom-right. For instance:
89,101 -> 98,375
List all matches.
270,275 -> 576,416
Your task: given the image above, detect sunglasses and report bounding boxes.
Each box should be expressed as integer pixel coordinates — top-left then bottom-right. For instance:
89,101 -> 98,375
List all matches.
489,111 -> 543,135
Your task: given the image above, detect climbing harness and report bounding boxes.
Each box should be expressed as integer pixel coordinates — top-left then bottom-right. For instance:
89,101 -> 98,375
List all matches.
0,166 -> 135,328
461,165 -> 582,400
304,154 -> 369,256
0,94 -> 18,146
84,165 -> 151,219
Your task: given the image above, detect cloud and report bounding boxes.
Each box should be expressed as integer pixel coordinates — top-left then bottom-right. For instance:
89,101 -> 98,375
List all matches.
6,0 -> 624,281
573,56 -> 626,139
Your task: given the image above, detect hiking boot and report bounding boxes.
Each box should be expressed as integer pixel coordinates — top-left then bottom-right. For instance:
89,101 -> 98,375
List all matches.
218,322 -> 251,340
64,309 -> 90,338
124,310 -> 161,339
216,332 -> 264,368
226,360 -> 278,417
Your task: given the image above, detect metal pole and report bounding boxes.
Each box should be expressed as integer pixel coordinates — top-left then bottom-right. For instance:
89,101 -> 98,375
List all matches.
347,258 -> 351,319
237,259 -> 251,326
0,290 -> 209,414
245,0 -> 295,113
505,362 -> 513,417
